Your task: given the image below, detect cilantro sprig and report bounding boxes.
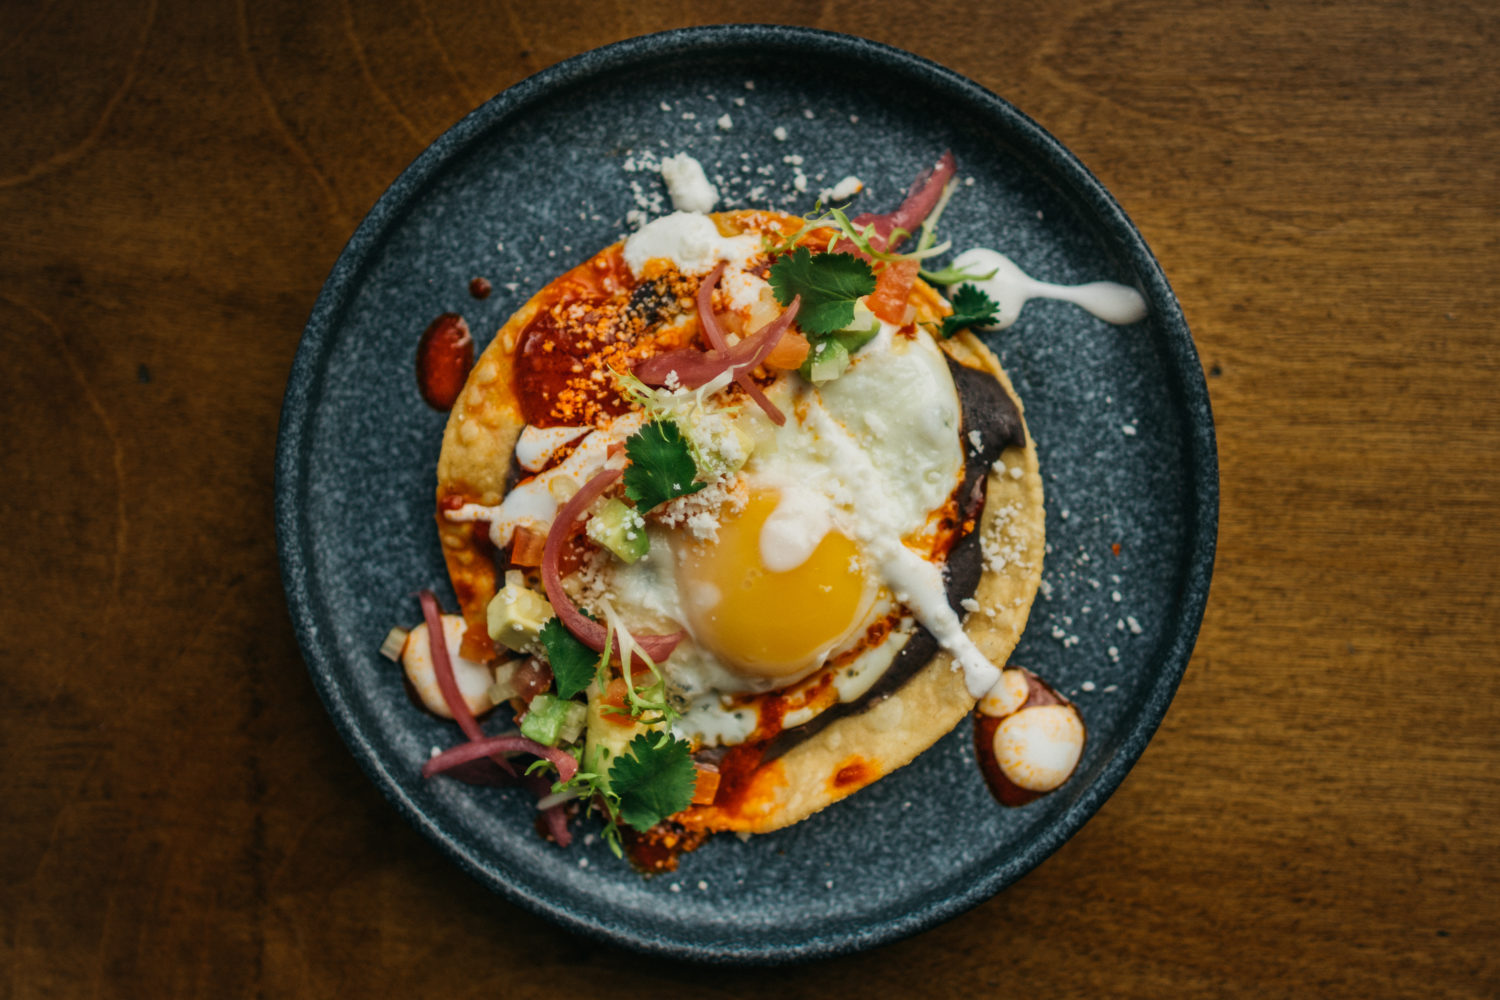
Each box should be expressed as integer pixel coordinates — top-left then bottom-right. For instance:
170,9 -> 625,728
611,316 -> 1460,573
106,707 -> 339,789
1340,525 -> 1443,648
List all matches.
623,419 -> 705,511
538,618 -> 600,700
940,284 -> 1001,339
608,732 -> 698,832
548,732 -> 698,857
767,247 -> 876,336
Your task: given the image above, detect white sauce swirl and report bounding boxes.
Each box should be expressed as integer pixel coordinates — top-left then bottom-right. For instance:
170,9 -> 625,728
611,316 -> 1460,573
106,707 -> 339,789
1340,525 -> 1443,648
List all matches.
950,248 -> 1148,329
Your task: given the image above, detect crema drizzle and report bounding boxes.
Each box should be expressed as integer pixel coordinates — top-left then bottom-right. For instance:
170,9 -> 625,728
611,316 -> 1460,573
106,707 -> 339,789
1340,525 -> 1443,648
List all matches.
949,248 -> 1148,329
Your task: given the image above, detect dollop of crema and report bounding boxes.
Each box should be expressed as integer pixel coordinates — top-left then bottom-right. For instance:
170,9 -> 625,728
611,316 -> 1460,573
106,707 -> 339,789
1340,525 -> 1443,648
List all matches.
950,248 -> 1148,329
622,212 -> 760,277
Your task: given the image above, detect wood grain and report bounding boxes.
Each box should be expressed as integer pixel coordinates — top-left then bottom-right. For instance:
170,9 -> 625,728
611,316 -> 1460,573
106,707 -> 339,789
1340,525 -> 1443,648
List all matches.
1,1 -> 1496,996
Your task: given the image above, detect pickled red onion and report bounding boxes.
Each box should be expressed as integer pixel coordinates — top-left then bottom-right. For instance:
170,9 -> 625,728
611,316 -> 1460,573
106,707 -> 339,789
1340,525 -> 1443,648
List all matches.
526,775 -> 573,847
850,150 -> 956,252
694,263 -> 784,425
540,466 -> 683,663
422,734 -> 579,784
634,293 -> 801,412
418,589 -> 515,776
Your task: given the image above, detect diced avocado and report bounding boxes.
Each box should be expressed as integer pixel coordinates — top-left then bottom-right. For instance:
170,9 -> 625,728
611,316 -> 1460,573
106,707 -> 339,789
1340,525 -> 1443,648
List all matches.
834,325 -> 880,356
800,339 -> 851,385
583,677 -> 653,793
519,693 -> 588,747
586,498 -> 649,563
556,699 -> 589,745
841,299 -> 880,339
486,583 -> 554,653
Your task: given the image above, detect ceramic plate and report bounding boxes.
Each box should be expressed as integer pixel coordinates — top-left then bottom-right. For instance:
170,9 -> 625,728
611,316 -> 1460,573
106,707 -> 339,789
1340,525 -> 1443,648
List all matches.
275,25 -> 1216,963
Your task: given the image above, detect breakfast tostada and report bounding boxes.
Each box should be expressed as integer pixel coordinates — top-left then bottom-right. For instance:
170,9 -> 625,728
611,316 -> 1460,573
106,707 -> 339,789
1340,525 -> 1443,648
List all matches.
387,153 -> 1086,868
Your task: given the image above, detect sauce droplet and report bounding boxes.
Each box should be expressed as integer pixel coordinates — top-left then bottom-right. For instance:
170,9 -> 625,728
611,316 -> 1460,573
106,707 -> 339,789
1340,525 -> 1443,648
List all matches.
416,313 -> 474,411
973,668 -> 1086,806
469,276 -> 493,299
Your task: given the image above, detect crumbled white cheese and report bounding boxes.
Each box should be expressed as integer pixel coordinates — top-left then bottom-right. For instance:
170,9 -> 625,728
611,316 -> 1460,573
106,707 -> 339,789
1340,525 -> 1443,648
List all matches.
772,126 -> 788,141
820,175 -> 864,203
656,476 -> 748,543
716,113 -> 732,130
659,153 -> 719,213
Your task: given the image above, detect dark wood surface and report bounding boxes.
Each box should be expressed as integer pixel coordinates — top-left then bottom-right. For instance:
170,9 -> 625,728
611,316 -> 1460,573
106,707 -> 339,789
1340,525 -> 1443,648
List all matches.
3,1 -> 1496,996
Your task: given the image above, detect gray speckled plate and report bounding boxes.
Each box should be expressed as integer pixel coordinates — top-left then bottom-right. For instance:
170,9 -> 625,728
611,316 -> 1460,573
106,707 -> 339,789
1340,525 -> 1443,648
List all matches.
275,25 -> 1216,964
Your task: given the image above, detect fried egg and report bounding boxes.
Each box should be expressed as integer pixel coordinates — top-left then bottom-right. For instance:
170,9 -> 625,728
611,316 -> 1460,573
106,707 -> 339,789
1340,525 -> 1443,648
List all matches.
450,209 -> 999,750
594,315 -> 970,746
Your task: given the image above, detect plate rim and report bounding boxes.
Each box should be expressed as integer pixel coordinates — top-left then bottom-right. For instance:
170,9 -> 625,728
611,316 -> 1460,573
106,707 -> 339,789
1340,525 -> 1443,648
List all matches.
275,22 -> 1218,964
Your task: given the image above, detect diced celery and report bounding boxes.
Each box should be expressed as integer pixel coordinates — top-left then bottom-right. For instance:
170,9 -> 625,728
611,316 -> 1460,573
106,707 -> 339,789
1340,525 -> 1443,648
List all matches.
586,498 -> 649,563
557,700 -> 589,745
487,660 -> 521,705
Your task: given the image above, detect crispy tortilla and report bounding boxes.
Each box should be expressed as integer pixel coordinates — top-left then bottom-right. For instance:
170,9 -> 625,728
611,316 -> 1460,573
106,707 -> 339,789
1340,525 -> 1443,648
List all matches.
434,210 -> 1045,835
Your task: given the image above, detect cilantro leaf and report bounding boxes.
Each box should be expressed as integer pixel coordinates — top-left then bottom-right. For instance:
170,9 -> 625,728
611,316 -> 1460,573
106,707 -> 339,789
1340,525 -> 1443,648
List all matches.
539,617 -> 599,700
623,420 -> 705,512
768,247 -> 877,336
940,284 -> 1000,338
608,733 -> 698,831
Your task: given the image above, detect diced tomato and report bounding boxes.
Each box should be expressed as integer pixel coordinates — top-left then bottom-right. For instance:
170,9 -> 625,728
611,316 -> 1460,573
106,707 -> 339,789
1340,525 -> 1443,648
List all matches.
691,764 -> 721,805
601,677 -> 636,726
867,260 -> 919,325
510,525 -> 547,567
764,329 -> 810,369
600,670 -> 663,727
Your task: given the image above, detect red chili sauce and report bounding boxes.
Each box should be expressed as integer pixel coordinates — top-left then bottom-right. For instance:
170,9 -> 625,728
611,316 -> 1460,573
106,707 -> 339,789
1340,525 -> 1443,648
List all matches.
415,313 -> 475,411
511,248 -> 698,427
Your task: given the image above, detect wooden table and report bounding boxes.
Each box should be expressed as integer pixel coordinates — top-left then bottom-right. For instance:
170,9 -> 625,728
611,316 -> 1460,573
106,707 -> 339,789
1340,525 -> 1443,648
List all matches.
3,1 -> 1495,995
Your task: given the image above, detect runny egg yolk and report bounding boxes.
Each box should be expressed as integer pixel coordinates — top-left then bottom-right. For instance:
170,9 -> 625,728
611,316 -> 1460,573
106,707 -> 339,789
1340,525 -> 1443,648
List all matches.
676,489 -> 871,681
